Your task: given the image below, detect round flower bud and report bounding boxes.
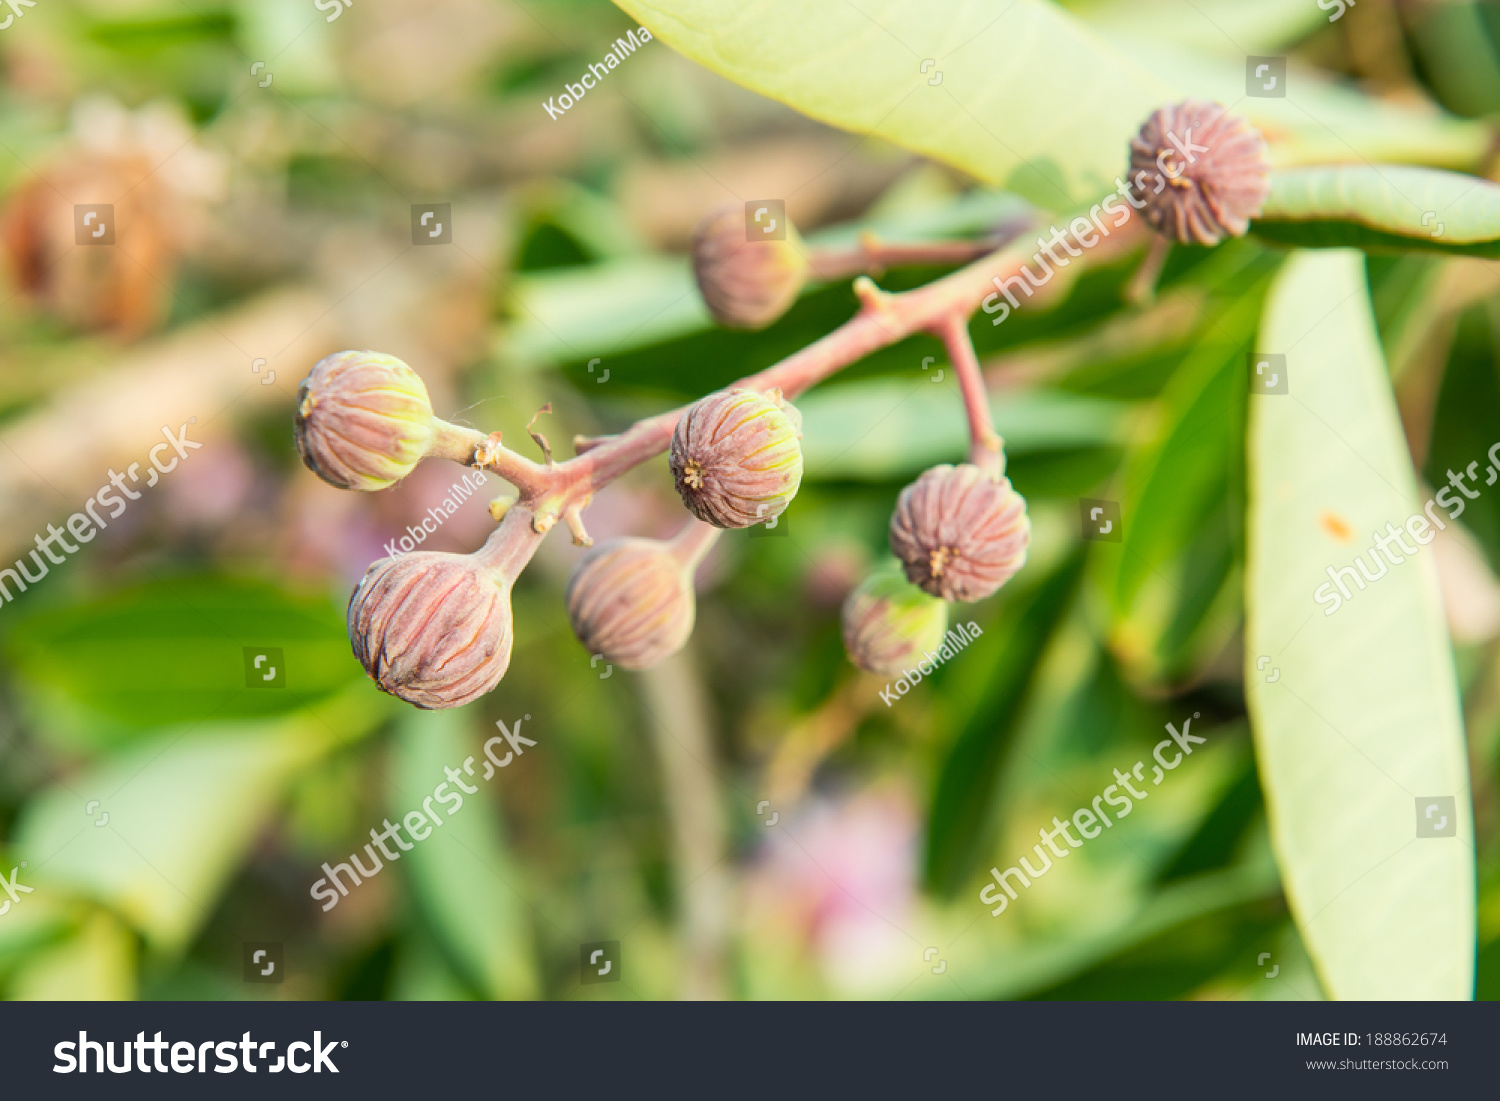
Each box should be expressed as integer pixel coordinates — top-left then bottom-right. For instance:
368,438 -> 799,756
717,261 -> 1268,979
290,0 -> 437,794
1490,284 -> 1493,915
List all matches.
566,538 -> 696,670
890,464 -> 1030,603
692,204 -> 809,329
348,551 -> 513,709
1128,100 -> 1271,246
841,564 -> 949,678
295,350 -> 436,491
670,388 -> 803,529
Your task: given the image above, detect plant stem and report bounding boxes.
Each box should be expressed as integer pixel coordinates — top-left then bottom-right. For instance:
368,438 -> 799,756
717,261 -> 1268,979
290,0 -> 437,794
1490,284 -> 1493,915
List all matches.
931,312 -> 1002,475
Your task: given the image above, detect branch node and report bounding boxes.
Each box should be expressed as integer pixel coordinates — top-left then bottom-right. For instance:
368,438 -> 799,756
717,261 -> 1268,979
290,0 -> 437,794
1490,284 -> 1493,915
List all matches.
563,499 -> 594,547
853,275 -> 893,314
489,496 -> 516,522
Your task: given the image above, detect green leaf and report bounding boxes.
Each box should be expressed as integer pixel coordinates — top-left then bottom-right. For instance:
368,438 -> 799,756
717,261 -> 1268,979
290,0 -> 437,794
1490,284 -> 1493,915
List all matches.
1077,0 -> 1329,56
390,709 -> 539,999
2,575 -> 361,737
13,690 -> 384,950
613,0 -> 1171,208
1246,249 -> 1475,999
797,380 -> 1133,482
8,911 -> 137,1001
1255,166 -> 1500,258
924,549 -> 1086,897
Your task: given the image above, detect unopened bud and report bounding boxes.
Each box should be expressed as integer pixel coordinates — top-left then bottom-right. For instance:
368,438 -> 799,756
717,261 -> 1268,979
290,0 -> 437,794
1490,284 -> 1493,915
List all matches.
889,463 -> 1029,602
670,388 -> 803,529
348,550 -> 513,709
566,537 -> 700,670
1129,100 -> 1271,246
296,350 -> 435,491
692,204 -> 809,329
841,564 -> 949,678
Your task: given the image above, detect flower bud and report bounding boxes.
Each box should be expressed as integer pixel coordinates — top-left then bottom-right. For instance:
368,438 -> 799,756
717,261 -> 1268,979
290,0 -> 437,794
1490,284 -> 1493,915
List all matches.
295,350 -> 436,491
1129,100 -> 1271,246
841,564 -> 949,678
348,550 -> 513,709
566,537 -> 697,670
670,388 -> 803,529
692,204 -> 809,329
889,464 -> 1029,603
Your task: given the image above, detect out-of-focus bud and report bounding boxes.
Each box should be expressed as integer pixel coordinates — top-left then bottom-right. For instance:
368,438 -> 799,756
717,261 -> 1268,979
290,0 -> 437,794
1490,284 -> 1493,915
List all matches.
296,350 -> 436,491
841,563 -> 949,678
566,537 -> 697,670
348,551 -> 513,709
692,204 -> 809,329
1129,99 -> 1271,246
670,388 -> 803,529
889,463 -> 1029,602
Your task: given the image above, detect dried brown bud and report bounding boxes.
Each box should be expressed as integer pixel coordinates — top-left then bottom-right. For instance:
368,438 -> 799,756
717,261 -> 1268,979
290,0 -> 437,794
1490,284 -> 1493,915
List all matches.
348,551 -> 513,709
296,350 -> 436,491
841,563 -> 949,678
692,204 -> 809,329
566,537 -> 699,670
1129,100 -> 1271,246
889,464 -> 1030,602
670,388 -> 803,529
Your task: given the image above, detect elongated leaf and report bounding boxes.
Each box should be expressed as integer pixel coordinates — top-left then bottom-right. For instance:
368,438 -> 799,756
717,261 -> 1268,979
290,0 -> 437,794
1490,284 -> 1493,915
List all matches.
14,690 -> 384,949
1246,249 -> 1474,999
1255,166 -> 1500,257
924,550 -> 1085,896
391,709 -> 539,999
614,0 -> 1171,208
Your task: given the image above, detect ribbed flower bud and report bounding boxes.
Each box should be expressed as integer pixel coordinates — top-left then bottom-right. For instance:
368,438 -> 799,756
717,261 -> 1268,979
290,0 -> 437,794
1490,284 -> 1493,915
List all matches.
841,564 -> 949,678
692,204 -> 809,329
1128,100 -> 1271,246
348,551 -> 513,709
670,388 -> 803,529
566,533 -> 707,671
890,464 -> 1030,602
295,350 -> 436,491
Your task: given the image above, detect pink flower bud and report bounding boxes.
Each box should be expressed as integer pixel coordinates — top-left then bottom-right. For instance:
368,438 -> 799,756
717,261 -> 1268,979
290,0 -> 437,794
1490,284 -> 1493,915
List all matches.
670,388 -> 803,529
889,464 -> 1029,602
348,551 -> 512,709
295,350 -> 436,491
692,204 -> 809,329
1129,100 -> 1271,246
566,524 -> 717,670
842,564 -> 949,677
347,510 -> 545,709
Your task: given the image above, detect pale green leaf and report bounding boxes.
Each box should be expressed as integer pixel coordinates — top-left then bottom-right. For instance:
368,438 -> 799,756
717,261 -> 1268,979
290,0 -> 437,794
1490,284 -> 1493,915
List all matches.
613,0 -> 1171,208
14,690 -> 385,950
1246,249 -> 1475,999
8,911 -> 136,1001
1255,165 -> 1500,257
390,709 -> 539,999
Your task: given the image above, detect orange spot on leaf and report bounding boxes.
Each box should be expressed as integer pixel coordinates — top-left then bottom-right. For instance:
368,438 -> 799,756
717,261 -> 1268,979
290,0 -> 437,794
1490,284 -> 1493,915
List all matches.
1319,511 -> 1355,543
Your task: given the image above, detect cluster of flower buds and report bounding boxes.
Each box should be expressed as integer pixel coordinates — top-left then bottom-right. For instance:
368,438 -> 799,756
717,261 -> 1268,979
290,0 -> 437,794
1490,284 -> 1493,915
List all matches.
1129,99 -> 1271,247
691,204 -> 809,329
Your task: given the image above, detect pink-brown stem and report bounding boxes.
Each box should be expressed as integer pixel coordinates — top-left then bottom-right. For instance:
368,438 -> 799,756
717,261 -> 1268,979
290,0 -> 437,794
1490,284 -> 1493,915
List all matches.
473,504 -> 549,583
484,209 -> 1148,526
668,518 -> 721,571
930,313 -> 1002,476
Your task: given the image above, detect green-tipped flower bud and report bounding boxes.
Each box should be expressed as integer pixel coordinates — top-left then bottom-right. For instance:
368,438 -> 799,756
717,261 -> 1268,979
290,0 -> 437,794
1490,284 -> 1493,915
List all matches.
296,350 -> 436,491
890,463 -> 1029,603
670,388 -> 803,529
348,550 -> 513,709
841,563 -> 949,678
1129,100 -> 1271,246
692,204 -> 809,329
